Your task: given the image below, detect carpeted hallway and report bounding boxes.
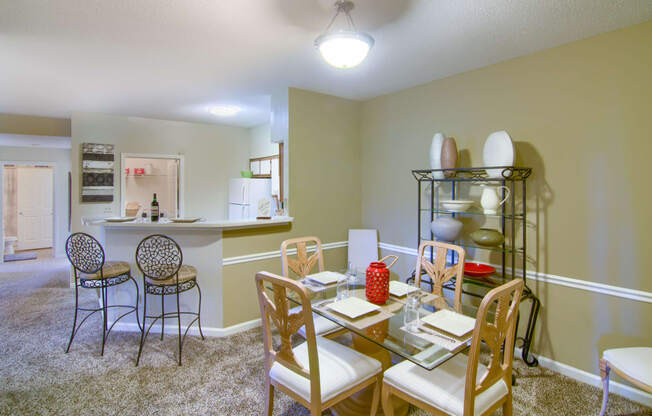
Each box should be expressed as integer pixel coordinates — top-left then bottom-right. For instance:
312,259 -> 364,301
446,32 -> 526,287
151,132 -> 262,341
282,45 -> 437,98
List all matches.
0,257 -> 650,416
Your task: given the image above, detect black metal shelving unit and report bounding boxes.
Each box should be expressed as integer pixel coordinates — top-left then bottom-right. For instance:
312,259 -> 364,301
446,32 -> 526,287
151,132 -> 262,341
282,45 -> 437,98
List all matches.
409,166 -> 540,367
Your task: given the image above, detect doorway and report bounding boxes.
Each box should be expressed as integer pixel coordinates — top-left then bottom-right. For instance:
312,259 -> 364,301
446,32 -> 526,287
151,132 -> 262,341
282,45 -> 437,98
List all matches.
2,164 -> 55,262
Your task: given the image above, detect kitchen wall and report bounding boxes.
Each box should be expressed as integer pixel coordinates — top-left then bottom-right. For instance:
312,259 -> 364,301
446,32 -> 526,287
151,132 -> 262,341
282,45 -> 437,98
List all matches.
71,113 -> 250,233
221,88 -> 362,326
0,146 -> 72,257
360,21 -> 652,378
123,157 -> 178,217
249,123 -> 278,159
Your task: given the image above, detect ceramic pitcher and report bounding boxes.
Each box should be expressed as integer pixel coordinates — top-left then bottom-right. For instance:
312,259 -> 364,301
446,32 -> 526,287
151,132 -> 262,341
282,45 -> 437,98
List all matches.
480,185 -> 510,214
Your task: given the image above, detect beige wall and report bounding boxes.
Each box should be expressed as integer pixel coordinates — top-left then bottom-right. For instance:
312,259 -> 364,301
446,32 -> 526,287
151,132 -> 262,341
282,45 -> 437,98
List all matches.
0,114 -> 71,137
360,22 -> 652,376
0,146 -> 72,257
222,88 -> 362,325
71,113 -> 251,234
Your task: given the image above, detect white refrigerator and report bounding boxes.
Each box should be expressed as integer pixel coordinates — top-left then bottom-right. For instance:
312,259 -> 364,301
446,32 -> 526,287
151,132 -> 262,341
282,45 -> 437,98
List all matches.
228,178 -> 271,220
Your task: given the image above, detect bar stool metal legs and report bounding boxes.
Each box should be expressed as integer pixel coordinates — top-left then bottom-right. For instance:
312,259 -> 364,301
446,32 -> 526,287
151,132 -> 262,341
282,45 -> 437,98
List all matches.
65,232 -> 141,355
135,234 -> 204,366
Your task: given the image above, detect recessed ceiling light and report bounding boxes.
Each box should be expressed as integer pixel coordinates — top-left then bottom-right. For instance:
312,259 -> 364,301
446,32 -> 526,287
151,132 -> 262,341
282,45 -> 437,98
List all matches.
209,105 -> 242,117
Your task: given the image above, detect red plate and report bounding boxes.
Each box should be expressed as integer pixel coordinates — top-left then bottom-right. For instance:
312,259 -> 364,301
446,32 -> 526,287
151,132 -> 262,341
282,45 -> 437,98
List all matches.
464,262 -> 495,278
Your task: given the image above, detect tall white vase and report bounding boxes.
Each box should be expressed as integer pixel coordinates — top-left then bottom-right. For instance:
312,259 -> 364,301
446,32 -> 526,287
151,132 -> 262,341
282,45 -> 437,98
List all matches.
430,133 -> 445,179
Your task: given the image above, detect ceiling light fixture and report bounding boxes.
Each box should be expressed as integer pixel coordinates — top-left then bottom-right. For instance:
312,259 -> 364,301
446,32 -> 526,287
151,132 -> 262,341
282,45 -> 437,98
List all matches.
314,1 -> 374,69
209,105 -> 241,117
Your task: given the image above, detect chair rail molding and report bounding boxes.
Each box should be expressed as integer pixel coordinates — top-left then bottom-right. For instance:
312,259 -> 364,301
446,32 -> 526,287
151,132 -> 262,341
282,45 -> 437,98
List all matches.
222,240 -> 348,266
378,242 -> 652,304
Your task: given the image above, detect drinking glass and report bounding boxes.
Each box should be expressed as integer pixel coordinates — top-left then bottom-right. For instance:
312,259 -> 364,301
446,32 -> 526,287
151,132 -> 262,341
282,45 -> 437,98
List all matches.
404,293 -> 421,332
336,275 -> 350,300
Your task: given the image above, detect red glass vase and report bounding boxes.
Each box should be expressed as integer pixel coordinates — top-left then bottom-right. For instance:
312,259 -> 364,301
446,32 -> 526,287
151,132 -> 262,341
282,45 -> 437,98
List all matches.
366,261 -> 390,305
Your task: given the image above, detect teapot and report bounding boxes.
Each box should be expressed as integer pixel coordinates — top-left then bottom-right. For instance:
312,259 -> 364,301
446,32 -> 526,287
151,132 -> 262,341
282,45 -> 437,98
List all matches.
480,185 -> 510,214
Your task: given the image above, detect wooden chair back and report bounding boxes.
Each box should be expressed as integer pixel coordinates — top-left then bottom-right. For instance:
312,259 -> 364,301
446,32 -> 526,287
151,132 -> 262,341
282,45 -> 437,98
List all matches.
414,240 -> 465,311
464,279 -> 524,415
281,236 -> 325,279
255,271 -> 321,401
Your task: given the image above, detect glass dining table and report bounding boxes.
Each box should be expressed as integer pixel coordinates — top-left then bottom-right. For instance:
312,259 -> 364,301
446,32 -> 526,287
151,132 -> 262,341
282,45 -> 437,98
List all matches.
283,272 -> 481,416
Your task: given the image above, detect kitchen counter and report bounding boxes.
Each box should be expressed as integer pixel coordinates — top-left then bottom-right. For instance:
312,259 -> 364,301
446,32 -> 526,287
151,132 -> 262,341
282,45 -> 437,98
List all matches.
100,216 -> 293,230
98,215 -> 292,333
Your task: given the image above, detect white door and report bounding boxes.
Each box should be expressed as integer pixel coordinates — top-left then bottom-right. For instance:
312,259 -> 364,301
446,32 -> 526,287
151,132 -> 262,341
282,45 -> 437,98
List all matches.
17,166 -> 54,250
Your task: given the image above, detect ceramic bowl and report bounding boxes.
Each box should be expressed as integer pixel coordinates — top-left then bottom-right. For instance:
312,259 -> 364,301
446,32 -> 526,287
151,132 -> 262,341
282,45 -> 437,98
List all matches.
470,228 -> 505,247
440,200 -> 473,212
464,262 -> 496,278
430,217 -> 463,242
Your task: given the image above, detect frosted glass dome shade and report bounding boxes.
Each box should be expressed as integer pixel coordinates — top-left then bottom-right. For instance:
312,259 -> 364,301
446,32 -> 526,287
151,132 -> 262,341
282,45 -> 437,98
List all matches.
315,31 -> 374,69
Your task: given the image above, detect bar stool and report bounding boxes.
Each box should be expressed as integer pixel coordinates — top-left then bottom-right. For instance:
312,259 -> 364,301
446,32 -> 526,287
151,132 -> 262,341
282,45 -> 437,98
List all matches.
65,232 -> 141,355
135,234 -> 204,366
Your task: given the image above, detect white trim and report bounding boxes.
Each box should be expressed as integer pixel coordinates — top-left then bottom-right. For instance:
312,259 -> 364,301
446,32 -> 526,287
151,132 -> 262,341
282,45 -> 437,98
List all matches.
515,348 -> 652,407
222,240 -> 348,266
378,242 -> 652,303
112,318 -> 262,338
119,152 -> 185,217
379,241 -> 418,256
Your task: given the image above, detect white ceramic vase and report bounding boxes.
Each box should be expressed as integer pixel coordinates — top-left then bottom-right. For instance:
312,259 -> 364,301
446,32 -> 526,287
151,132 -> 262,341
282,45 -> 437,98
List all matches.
430,133 -> 445,179
482,130 -> 514,178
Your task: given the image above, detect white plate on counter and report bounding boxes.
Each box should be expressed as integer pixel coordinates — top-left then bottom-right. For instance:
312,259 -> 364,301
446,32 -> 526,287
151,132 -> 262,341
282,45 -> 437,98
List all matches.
327,297 -> 380,319
105,217 -> 137,223
422,309 -> 476,338
169,217 -> 201,223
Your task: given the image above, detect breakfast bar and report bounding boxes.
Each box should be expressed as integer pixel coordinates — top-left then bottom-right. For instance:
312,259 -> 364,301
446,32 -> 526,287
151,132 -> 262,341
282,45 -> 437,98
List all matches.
99,217 -> 292,332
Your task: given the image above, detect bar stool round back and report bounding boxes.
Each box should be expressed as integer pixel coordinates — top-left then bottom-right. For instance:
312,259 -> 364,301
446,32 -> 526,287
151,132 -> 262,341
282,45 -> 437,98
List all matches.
65,232 -> 141,356
135,234 -> 204,366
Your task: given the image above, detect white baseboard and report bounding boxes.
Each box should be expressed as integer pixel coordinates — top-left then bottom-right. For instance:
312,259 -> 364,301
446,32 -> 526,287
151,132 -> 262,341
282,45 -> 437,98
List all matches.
516,348 -> 652,407
111,318 -> 262,338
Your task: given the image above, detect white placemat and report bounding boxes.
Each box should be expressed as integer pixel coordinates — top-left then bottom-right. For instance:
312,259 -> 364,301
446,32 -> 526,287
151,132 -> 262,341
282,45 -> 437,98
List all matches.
389,281 -> 420,297
421,309 -> 476,337
306,271 -> 344,285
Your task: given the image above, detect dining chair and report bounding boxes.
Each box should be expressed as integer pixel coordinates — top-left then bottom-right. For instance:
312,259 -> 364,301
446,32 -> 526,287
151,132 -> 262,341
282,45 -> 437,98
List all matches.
280,236 -> 342,338
135,234 -> 204,366
381,278 -> 524,416
65,232 -> 141,355
255,271 -> 382,416
599,347 -> 652,416
348,228 -> 399,273
415,240 -> 466,312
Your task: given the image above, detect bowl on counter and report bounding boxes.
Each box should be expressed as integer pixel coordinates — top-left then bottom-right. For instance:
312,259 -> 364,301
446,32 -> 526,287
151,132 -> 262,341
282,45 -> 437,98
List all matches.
464,262 -> 496,278
440,200 -> 474,212
470,228 -> 505,247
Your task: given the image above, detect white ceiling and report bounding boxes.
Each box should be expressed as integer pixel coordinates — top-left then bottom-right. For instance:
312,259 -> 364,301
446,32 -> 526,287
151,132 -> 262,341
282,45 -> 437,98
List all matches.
1,0 -> 651,127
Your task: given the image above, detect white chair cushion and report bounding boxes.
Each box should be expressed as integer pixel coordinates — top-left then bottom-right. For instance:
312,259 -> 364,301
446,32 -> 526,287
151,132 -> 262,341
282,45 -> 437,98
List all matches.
603,347 -> 652,387
384,353 -> 509,416
269,336 -> 382,403
289,306 -> 341,337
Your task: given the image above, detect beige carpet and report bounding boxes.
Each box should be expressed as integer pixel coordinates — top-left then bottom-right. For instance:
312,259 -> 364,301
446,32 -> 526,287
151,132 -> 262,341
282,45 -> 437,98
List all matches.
0,257 -> 650,416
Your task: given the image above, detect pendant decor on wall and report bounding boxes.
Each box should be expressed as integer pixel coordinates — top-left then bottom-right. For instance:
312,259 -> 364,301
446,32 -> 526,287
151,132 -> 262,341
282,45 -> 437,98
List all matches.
81,143 -> 115,202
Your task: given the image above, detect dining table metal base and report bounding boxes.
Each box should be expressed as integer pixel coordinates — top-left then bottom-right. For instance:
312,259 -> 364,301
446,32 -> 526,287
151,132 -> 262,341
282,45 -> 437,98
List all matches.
330,334 -> 409,416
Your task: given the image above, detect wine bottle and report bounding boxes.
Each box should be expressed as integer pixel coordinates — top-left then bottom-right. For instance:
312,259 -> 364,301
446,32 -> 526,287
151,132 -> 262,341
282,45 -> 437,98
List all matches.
151,193 -> 159,222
